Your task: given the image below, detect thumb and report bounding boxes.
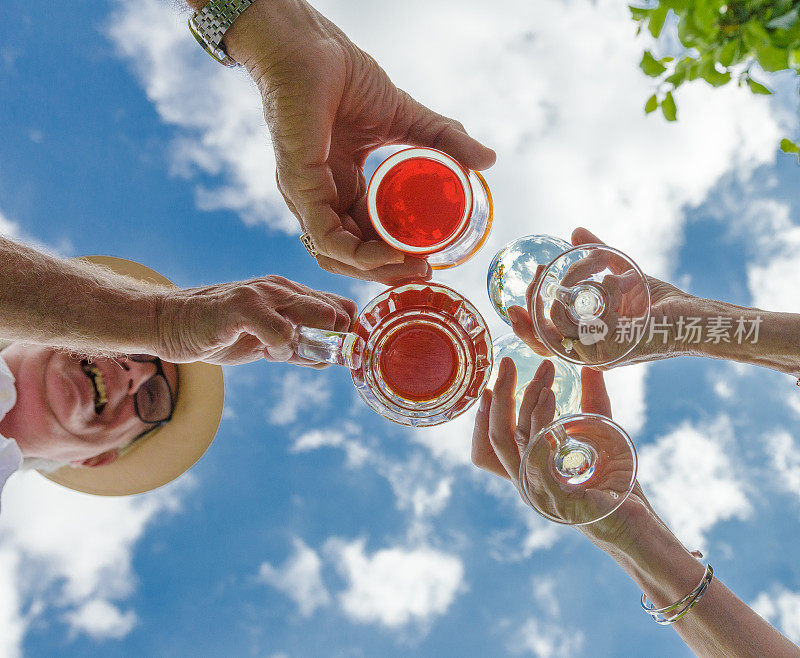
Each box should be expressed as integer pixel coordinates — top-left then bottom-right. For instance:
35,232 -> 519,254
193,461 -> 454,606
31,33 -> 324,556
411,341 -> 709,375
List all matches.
401,94 -> 496,171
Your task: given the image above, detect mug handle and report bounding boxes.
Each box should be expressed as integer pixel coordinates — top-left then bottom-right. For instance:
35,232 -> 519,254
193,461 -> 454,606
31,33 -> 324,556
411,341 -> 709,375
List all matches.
291,326 -> 365,370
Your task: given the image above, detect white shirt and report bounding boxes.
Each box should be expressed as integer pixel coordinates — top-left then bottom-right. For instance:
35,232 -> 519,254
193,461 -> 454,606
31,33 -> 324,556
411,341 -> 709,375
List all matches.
0,354 -> 22,513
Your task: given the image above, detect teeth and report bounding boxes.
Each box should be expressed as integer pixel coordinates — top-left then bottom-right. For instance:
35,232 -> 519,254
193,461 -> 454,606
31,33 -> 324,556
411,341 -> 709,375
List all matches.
80,360 -> 108,413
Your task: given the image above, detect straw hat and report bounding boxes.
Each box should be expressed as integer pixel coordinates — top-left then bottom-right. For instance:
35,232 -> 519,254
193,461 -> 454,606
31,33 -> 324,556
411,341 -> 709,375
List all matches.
42,256 -> 225,496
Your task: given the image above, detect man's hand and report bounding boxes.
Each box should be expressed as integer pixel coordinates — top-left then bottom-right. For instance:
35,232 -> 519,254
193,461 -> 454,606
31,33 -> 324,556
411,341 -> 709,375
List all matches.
155,275 -> 358,366
222,0 -> 496,284
507,227 -> 695,369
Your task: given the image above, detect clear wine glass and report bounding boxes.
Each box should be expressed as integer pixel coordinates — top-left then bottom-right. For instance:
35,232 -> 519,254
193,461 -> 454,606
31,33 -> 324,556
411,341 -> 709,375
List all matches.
488,338 -> 637,526
518,412 -> 637,526
531,244 -> 651,368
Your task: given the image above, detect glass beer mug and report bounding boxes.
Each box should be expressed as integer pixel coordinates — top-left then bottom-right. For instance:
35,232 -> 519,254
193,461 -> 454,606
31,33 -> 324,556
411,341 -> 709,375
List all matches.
292,283 -> 493,426
367,147 -> 493,269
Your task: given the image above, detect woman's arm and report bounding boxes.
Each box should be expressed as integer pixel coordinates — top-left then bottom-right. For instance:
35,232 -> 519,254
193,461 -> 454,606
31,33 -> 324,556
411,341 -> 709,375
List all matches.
472,359 -> 799,657
511,227 -> 800,380
603,518 -> 799,657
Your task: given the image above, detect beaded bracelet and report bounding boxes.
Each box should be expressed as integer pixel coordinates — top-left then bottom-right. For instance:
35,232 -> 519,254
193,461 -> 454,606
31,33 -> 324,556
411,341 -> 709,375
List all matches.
641,564 -> 715,625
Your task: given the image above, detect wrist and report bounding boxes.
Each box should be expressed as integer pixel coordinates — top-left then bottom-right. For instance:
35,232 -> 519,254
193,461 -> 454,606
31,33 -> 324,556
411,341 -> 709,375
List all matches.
592,514 -> 705,607
218,0 -> 323,74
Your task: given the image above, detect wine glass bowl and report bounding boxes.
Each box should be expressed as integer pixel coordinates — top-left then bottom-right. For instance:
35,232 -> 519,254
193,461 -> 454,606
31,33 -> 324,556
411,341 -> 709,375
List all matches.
487,234 -> 573,324
489,333 -> 581,416
531,244 -> 651,368
519,413 -> 638,526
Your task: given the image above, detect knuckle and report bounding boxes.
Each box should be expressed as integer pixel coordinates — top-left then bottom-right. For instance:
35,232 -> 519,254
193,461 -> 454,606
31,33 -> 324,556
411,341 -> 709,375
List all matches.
450,118 -> 466,133
487,429 -> 503,448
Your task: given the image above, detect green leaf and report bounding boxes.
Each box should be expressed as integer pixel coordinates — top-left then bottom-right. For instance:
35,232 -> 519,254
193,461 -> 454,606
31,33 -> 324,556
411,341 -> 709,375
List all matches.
645,94 -> 659,114
661,92 -> 678,121
718,40 -> 738,67
780,138 -> 800,153
640,50 -> 667,77
743,20 -> 771,51
704,69 -> 732,86
665,69 -> 687,86
757,44 -> 790,71
747,78 -> 773,94
789,49 -> 800,69
649,6 -> 669,38
693,0 -> 718,37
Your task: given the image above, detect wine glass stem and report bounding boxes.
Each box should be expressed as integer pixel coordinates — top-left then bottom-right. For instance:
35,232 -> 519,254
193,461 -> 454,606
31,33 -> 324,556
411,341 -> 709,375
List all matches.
552,424 -> 597,482
544,281 -> 606,322
544,280 -> 575,309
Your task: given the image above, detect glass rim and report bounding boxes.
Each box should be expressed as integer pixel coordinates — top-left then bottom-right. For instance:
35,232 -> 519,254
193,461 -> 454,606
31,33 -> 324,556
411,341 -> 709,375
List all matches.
531,243 -> 652,368
366,147 -> 473,254
518,412 -> 638,526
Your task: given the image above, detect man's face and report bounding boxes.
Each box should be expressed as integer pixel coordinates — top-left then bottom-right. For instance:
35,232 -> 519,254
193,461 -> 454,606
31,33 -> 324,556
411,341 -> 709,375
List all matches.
0,344 -> 179,465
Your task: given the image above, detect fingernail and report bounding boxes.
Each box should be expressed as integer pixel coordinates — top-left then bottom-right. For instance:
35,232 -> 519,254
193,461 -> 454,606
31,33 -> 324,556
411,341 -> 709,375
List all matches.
508,306 -> 522,324
479,392 -> 489,413
537,389 -> 549,405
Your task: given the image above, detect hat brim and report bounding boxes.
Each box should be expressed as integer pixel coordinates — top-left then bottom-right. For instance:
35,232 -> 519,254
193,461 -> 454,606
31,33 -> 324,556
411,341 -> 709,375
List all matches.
43,256 -> 224,496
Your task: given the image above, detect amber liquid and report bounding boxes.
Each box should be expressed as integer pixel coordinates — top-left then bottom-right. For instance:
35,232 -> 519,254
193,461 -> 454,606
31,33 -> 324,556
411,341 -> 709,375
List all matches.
378,323 -> 459,401
374,157 -> 467,249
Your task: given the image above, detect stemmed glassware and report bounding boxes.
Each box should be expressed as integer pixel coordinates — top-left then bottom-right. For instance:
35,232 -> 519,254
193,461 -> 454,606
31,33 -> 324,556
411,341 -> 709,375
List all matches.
487,235 -> 643,525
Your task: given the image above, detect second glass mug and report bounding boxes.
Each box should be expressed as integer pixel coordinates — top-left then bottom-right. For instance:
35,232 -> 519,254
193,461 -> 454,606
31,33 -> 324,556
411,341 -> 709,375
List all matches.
292,283 -> 493,426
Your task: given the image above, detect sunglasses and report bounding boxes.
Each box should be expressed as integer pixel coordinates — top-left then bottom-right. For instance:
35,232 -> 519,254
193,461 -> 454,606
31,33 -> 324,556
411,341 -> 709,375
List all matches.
127,354 -> 176,431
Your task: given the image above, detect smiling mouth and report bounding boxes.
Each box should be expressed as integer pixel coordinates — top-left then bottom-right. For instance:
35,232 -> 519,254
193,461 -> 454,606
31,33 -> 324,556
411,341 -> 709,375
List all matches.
80,360 -> 108,415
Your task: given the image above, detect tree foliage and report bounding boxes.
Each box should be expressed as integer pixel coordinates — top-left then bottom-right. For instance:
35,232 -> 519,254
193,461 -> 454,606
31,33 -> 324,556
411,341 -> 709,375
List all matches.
631,0 -> 800,161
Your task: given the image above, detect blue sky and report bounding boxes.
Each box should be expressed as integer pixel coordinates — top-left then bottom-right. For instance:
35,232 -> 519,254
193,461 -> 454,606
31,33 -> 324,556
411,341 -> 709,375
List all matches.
2,1 -> 800,656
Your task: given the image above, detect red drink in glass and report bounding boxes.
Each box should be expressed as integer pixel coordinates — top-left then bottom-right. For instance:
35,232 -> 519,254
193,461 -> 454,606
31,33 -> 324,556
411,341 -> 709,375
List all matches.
367,147 -> 493,270
374,157 -> 466,250
378,323 -> 460,401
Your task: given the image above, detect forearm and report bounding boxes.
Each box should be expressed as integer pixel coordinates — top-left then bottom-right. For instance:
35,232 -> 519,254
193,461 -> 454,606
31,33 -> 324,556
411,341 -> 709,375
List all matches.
679,297 -> 800,378
610,527 -> 798,657
0,237 -> 164,354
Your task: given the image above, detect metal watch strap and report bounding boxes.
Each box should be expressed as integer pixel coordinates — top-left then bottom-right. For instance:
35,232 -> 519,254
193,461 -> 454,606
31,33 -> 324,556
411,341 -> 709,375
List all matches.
189,0 -> 257,67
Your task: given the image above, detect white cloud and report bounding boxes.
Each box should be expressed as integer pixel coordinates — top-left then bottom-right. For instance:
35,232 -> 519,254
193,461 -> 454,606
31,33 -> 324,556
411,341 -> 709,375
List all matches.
376,452 -> 454,521
0,547 -> 25,658
733,198 -> 800,312
714,378 -> 734,400
326,538 -> 464,629
63,600 -> 137,641
508,616 -> 585,658
257,538 -> 331,617
0,470 -> 190,653
107,0 -> 292,232
786,394 -> 800,418
752,586 -> 800,644
268,372 -> 331,426
764,431 -> 800,500
638,417 -> 751,548
290,424 -> 369,468
0,210 -> 19,239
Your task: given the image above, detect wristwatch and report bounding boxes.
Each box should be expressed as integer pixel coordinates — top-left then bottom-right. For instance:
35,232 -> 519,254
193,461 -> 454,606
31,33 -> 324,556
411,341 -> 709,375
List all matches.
188,0 -> 257,68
